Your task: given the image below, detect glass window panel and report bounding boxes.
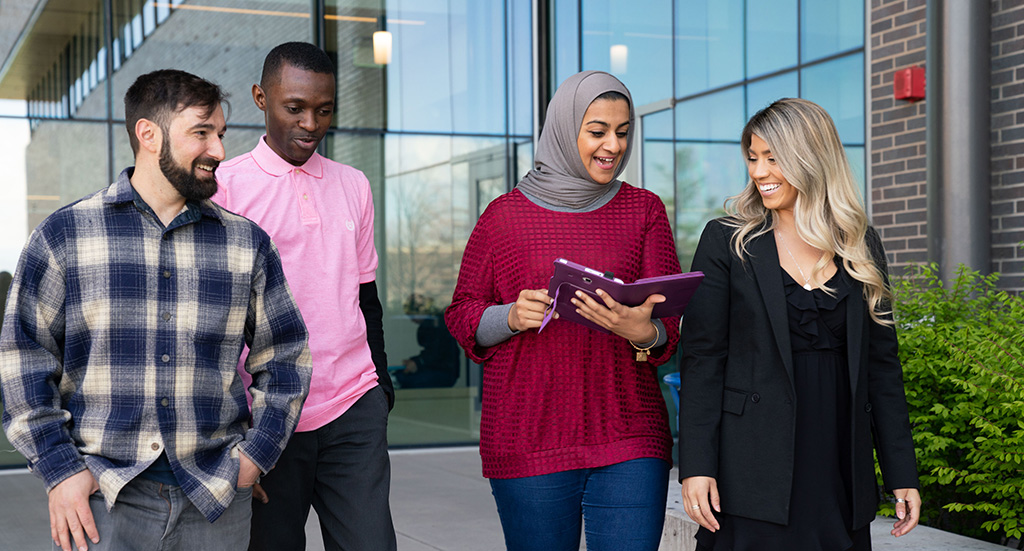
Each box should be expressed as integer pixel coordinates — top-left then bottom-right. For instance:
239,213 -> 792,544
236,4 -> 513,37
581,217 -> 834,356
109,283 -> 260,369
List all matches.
157,1 -> 171,24
642,109 -> 675,222
553,0 -> 580,89
324,2 -> 385,130
449,1 -> 505,133
509,0 -> 533,137
385,6 -> 454,133
122,24 -> 133,59
745,0 -> 797,78
674,142 -> 746,270
382,0 -> 507,134
581,0 -> 672,107
846,145 -> 866,196
111,1 -> 312,126
800,53 -> 864,143
746,71 -> 798,121
675,86 -> 744,142
380,134 -> 511,445
515,140 -> 534,184
132,14 -> 143,48
143,1 -> 157,37
97,48 -> 107,80
802,0 -> 864,62
675,0 -> 744,98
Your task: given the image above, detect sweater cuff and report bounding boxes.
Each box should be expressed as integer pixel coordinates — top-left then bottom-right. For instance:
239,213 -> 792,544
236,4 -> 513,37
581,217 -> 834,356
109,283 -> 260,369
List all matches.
630,319 -> 667,349
476,303 -> 518,347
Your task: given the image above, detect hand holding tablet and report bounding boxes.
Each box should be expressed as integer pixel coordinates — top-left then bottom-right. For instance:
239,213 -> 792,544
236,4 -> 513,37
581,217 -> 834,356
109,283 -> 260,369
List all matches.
539,258 -> 704,333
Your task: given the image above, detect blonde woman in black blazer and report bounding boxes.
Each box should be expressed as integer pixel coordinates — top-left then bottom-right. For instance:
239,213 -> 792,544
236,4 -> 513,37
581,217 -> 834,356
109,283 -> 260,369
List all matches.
679,98 -> 921,550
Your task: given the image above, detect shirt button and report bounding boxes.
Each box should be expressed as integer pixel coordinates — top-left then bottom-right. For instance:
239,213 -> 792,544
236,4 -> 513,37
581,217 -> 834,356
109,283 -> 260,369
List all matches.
151,443 -> 160,451
161,354 -> 170,363
161,398 -> 169,407
162,312 -> 171,321
163,270 -> 171,279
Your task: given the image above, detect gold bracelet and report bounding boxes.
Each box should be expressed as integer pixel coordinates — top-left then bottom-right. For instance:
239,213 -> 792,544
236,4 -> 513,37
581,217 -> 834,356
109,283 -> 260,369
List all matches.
629,323 -> 660,362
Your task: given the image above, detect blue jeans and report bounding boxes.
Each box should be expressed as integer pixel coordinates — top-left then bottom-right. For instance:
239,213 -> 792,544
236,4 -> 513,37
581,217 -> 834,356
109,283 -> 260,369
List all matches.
489,457 -> 669,551
65,476 -> 252,550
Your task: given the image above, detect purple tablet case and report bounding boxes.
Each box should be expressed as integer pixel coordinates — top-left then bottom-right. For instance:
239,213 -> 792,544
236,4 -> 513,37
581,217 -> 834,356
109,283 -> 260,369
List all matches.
538,258 -> 704,333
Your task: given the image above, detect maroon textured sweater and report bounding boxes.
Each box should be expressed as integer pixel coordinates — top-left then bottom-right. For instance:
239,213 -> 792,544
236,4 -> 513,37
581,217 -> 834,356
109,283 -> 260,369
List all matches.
446,185 -> 682,479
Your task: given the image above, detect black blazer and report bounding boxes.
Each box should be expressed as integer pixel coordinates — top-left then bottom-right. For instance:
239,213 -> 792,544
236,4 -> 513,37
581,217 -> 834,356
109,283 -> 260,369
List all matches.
678,218 -> 919,528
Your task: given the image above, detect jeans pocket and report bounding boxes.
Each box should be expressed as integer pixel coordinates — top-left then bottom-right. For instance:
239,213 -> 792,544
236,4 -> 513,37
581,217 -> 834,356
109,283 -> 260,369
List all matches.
234,485 -> 253,502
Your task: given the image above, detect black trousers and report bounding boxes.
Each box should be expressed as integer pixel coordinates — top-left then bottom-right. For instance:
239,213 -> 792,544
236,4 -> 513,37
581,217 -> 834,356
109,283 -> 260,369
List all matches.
249,385 -> 397,551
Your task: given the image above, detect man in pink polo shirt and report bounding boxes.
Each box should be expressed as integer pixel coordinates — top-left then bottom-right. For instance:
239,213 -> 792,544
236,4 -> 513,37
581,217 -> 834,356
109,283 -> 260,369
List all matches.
212,42 -> 396,551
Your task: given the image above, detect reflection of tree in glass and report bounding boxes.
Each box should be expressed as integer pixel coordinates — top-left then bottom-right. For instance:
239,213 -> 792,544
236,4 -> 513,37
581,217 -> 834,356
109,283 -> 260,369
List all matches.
476,176 -> 505,218
649,146 -> 728,270
386,175 -> 456,312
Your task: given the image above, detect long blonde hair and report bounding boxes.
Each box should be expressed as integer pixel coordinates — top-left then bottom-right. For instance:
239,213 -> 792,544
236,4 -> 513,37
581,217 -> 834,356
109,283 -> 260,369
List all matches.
724,98 -> 892,325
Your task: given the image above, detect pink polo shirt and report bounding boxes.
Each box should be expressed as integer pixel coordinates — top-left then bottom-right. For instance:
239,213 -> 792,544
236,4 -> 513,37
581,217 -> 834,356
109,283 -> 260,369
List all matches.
212,136 -> 379,432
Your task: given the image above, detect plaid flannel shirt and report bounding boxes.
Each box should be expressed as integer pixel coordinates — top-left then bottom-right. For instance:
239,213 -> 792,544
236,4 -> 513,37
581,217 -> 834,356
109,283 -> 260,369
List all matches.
0,168 -> 312,522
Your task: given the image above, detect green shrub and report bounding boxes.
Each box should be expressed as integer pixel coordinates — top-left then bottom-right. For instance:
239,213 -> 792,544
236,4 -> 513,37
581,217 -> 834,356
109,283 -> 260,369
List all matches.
887,263 -> 1024,543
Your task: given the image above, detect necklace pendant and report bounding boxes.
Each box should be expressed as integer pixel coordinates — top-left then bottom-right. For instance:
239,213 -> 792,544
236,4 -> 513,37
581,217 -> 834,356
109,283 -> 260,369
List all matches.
636,350 -> 648,362
803,283 -> 813,291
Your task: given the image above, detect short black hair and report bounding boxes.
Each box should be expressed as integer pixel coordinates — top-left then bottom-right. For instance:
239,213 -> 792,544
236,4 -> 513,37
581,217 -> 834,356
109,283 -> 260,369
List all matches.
260,42 -> 336,88
124,69 -> 227,154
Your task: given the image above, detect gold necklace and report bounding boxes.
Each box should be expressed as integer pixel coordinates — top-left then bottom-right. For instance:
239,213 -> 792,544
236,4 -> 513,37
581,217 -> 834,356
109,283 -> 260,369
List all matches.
776,231 -> 813,291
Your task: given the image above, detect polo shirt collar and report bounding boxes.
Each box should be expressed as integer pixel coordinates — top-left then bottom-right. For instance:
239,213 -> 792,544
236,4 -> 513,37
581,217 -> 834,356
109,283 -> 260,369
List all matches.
251,135 -> 324,178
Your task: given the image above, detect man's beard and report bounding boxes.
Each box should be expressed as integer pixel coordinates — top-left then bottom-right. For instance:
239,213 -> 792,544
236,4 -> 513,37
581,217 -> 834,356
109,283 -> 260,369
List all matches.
159,136 -> 219,201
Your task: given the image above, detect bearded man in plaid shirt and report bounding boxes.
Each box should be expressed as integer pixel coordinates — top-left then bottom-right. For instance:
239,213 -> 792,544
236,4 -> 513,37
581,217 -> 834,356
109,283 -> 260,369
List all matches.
0,69 -> 312,551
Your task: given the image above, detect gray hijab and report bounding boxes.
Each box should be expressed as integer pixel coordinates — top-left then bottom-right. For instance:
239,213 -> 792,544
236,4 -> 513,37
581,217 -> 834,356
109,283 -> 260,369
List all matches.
516,71 -> 635,209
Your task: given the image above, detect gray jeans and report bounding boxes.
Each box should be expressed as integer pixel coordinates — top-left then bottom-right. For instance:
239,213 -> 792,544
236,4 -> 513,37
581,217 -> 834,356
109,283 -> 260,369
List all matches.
60,477 -> 252,551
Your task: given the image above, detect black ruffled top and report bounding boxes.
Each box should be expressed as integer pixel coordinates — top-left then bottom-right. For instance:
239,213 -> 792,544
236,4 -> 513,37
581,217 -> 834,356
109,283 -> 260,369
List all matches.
783,268 -> 849,355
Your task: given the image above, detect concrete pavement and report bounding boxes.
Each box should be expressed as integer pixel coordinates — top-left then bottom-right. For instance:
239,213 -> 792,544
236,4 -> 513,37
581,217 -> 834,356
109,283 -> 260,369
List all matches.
0,447 -> 1011,550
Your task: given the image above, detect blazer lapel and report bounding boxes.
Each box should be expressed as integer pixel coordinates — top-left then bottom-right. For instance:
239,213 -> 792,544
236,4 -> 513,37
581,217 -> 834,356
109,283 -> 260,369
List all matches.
748,230 -> 796,393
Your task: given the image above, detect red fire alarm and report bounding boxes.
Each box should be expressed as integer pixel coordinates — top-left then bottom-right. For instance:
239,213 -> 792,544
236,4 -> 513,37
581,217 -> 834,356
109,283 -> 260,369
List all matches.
894,66 -> 925,102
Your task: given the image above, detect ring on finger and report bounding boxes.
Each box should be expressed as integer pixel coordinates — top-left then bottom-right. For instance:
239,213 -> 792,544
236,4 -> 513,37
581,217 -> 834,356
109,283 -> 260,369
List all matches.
691,504 -> 700,510
895,498 -> 906,503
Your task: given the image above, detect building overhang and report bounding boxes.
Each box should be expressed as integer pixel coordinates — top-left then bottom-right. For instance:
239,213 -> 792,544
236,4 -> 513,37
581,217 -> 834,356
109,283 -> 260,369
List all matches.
0,0 -> 101,100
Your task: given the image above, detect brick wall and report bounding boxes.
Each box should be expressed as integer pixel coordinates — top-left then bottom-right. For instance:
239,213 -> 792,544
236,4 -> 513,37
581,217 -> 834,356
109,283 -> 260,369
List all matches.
869,0 -> 928,271
991,0 -> 1024,290
870,0 -> 1024,291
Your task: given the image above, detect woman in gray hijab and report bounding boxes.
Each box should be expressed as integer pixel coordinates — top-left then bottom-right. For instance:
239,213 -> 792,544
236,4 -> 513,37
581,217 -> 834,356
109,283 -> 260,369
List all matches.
446,71 -> 682,550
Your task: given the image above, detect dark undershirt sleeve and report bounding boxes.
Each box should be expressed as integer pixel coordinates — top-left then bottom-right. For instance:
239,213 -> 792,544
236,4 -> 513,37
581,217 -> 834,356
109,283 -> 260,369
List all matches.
359,280 -> 394,410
